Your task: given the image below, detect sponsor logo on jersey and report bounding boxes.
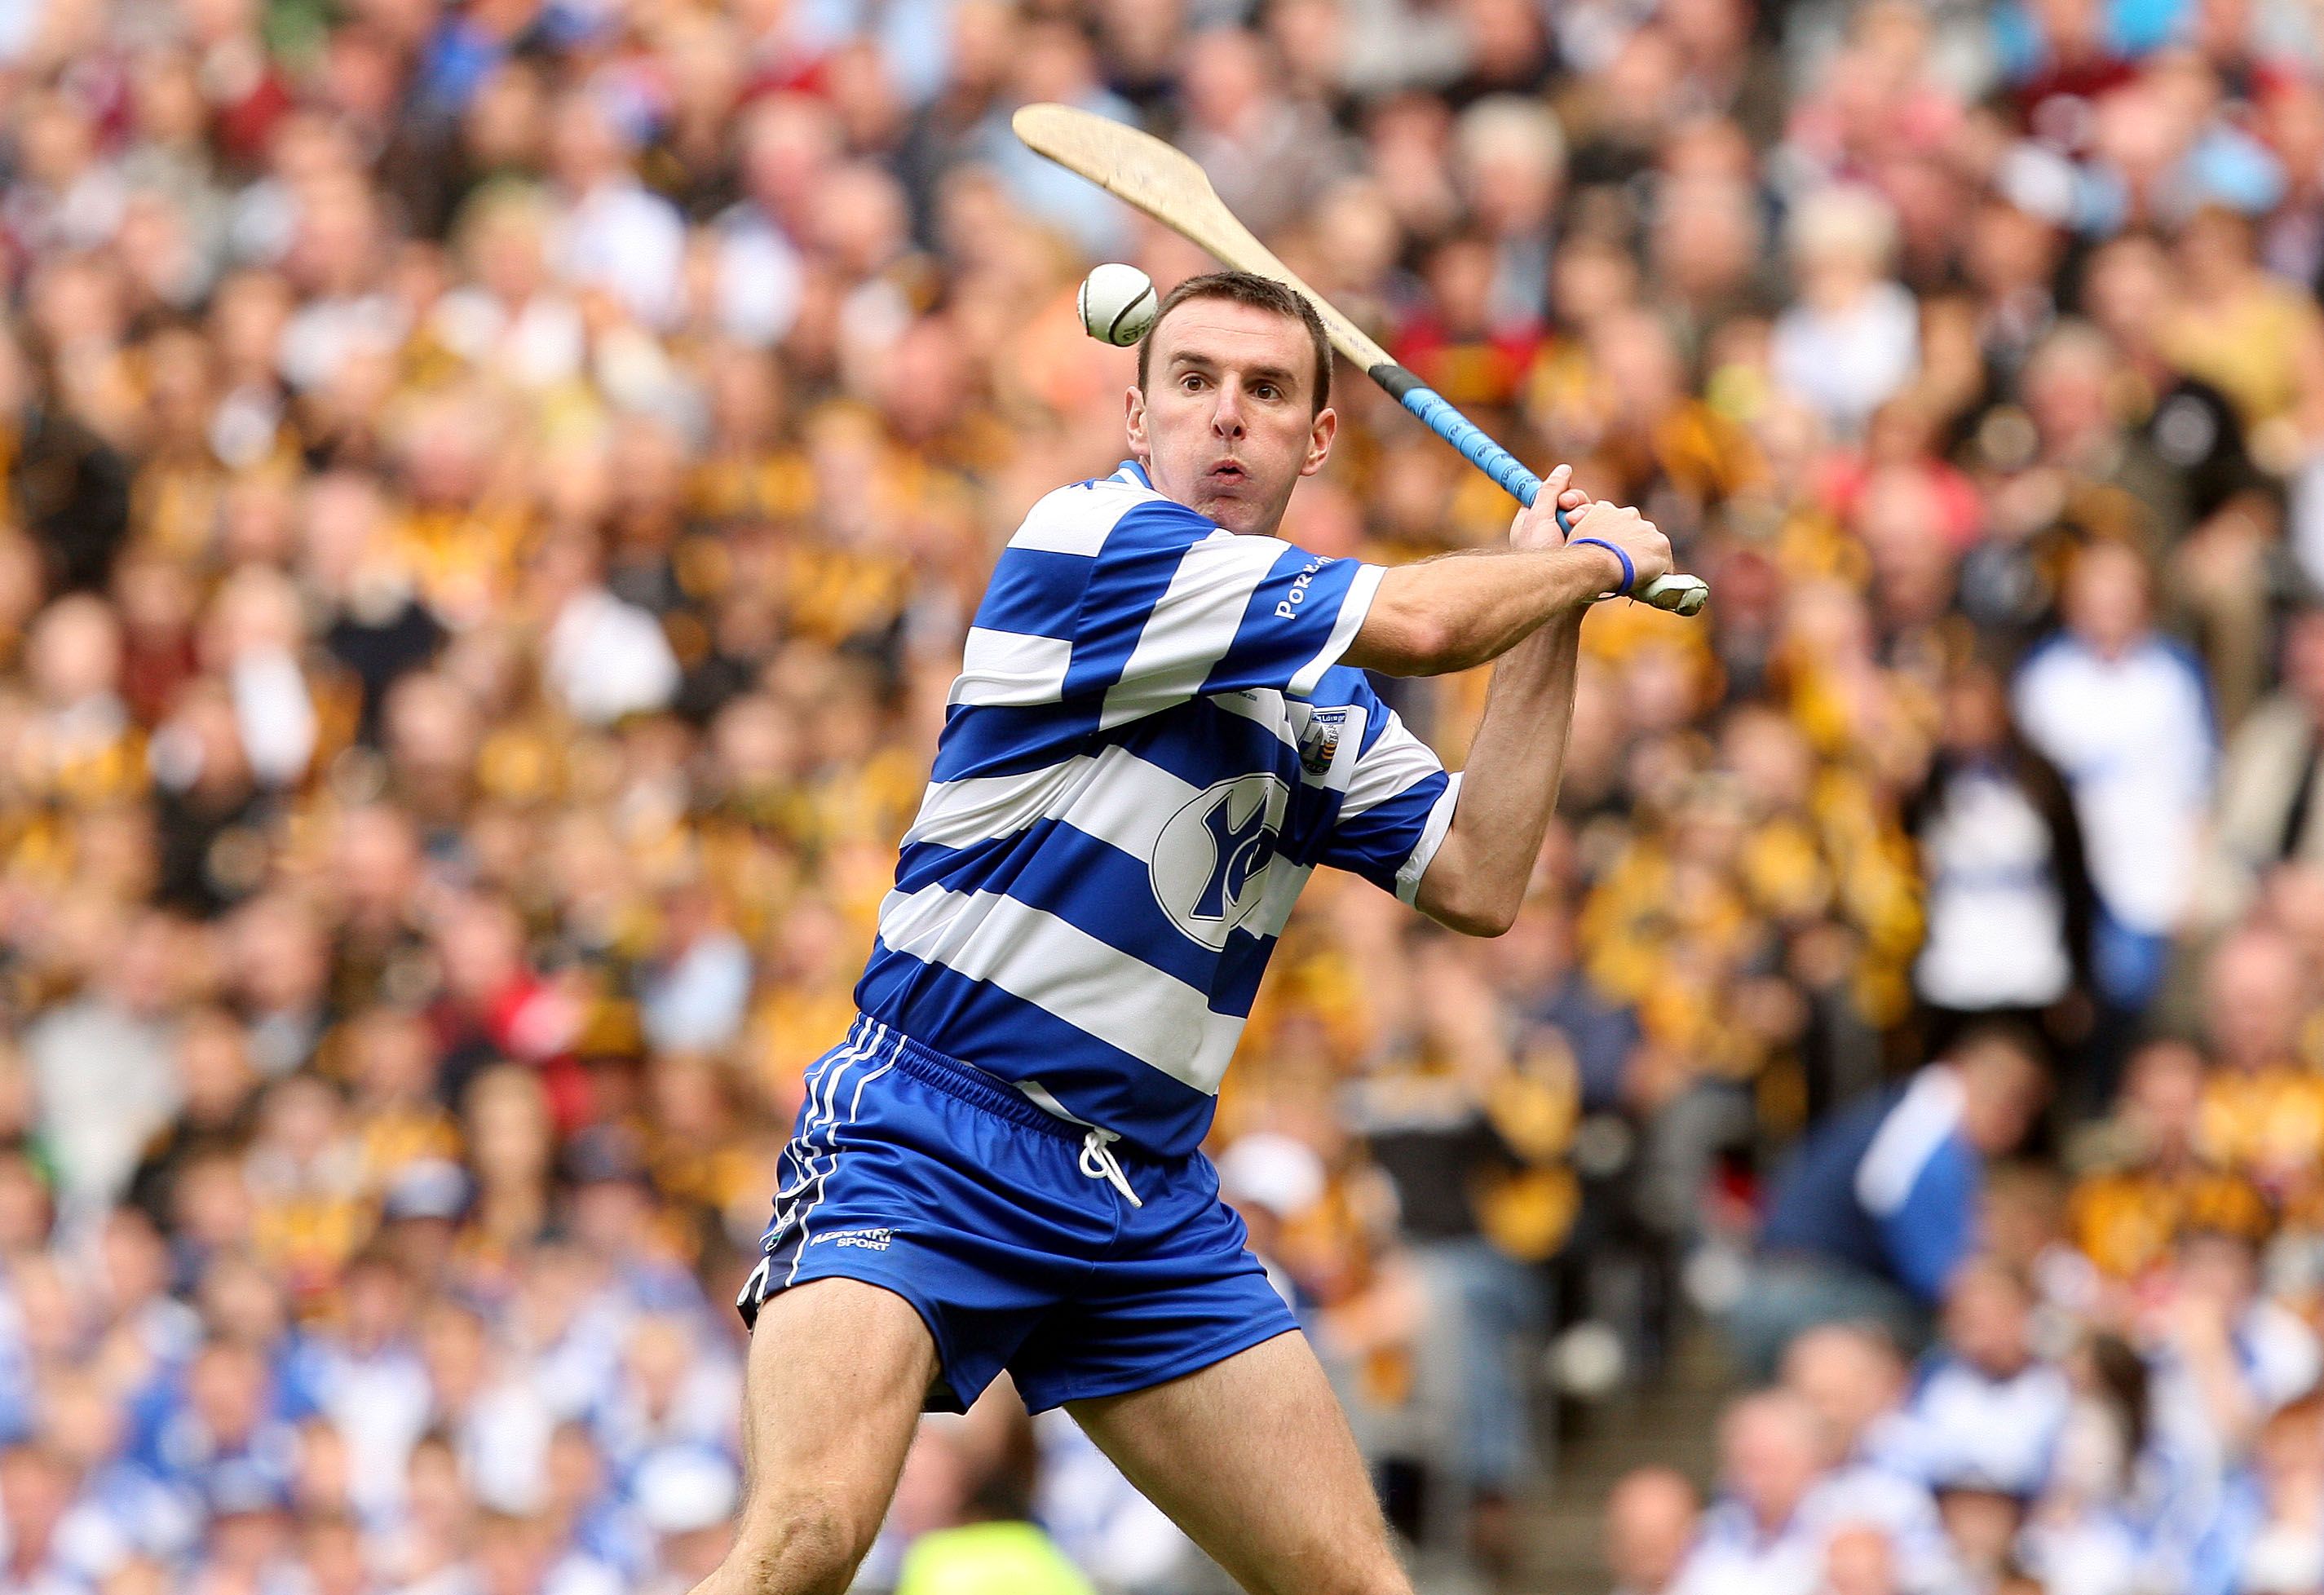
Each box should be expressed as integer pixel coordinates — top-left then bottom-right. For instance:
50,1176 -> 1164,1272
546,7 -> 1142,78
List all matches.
1150,774 -> 1288,948
1273,556 -> 1333,620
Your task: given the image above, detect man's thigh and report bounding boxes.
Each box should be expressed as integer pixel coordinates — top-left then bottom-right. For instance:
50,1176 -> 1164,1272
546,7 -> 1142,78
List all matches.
712,1278 -> 939,1595
1067,1330 -> 1412,1595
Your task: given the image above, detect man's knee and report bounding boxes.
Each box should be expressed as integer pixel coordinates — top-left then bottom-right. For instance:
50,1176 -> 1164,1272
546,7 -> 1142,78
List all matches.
717,1491 -> 879,1595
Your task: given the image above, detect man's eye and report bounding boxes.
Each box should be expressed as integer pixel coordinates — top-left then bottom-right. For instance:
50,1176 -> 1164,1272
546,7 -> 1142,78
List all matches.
1180,374 -> 1205,392
1254,385 -> 1279,401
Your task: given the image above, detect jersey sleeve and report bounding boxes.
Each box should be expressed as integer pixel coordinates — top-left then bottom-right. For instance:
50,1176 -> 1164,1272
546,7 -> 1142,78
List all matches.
1313,684 -> 1461,904
1073,497 -> 1384,726
1875,1137 -> 1977,1305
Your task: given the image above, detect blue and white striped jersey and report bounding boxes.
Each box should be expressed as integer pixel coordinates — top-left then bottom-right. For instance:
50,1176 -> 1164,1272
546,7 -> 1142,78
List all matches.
855,462 -> 1458,1156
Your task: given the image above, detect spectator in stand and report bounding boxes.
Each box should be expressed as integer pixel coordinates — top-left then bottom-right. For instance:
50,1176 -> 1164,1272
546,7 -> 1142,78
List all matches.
2149,1227 -> 2322,1478
1905,659 -> 2096,1070
1785,1326 -> 1919,1486
2200,603 -> 2324,930
2187,1393 -> 2324,1595
2192,926 -> 2324,1212
1347,930 -> 1570,1568
2068,1040 -> 2271,1292
0,1443 -> 95,1595
1606,1466 -> 1700,1595
1902,1259 -> 2074,1503
1769,187 -> 1920,440
2013,540 -> 2216,1039
1733,1027 -> 2047,1375
1781,1324 -> 1962,1595
1671,1390 -> 1837,1595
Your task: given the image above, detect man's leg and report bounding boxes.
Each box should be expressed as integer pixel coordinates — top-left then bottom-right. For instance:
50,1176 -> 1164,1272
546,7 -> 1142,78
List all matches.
691,1278 -> 940,1595
1067,1330 -> 1412,1595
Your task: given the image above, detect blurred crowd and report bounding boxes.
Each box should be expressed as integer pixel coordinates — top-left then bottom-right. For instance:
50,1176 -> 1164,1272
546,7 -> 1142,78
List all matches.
4,0 -> 2324,1589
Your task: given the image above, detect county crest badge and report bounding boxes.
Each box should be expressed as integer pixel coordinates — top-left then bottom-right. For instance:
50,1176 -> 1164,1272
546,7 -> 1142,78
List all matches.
1299,707 -> 1347,776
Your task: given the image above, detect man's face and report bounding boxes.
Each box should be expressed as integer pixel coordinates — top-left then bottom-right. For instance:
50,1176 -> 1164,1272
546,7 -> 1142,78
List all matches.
1783,1333 -> 1898,1455
1726,1407 -> 1821,1527
1945,1271 -> 2030,1376
2124,1043 -> 2203,1153
1606,1476 -> 1696,1592
1128,297 -> 1336,537
1959,1047 -> 2040,1155
2061,545 -> 2149,657
2205,934 -> 2302,1069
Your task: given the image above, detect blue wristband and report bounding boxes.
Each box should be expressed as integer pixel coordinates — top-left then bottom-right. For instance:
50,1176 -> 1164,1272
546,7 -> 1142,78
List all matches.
1571,536 -> 1633,599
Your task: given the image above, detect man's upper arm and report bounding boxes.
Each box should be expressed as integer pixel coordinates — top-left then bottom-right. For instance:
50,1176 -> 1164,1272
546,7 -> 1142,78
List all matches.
1876,1139 -> 1977,1304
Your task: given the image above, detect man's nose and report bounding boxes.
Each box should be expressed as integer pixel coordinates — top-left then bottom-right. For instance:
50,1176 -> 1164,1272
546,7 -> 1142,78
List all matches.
1211,382 -> 1246,437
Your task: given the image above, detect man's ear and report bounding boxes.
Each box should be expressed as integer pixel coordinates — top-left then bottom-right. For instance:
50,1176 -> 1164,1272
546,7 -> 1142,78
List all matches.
1301,405 -> 1338,477
1124,385 -> 1150,461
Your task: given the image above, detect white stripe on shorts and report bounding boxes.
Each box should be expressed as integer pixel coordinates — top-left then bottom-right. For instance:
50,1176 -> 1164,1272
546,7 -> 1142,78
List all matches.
788,1024 -> 900,1288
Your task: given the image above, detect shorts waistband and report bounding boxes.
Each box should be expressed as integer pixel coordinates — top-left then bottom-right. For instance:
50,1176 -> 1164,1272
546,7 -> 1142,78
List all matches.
842,1014 -> 1085,1142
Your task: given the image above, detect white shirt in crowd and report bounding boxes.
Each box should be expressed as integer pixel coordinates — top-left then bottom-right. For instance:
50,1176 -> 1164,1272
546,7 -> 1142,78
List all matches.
2013,634 -> 2215,934
24,997 -> 178,1226
429,289 -> 588,391
1912,767 -> 2075,1010
1670,1497 -> 1825,1595
550,180 -> 687,330
1806,1462 -> 1967,1595
311,1339 -> 433,1525
447,1376 -> 558,1514
1672,1455 -> 1971,1595
1769,280 -> 1920,437
711,205 -> 806,350
546,588 -> 682,727
1900,1354 -> 2074,1499
228,650 -> 318,789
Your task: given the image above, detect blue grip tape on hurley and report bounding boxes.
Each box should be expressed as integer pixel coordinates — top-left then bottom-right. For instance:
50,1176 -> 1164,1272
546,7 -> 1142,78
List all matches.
1394,381 -> 1572,535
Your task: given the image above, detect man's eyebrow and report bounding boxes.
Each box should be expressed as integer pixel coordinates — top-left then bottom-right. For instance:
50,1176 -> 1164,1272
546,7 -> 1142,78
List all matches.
1165,351 -> 1301,389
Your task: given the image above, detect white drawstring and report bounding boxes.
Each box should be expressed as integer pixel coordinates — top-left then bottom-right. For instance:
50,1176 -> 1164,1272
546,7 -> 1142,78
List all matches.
1015,1077 -> 1146,1210
1078,1128 -> 1143,1208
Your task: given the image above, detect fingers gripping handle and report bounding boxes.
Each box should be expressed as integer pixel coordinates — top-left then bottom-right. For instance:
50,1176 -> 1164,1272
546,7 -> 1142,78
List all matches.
1373,367 -> 1709,617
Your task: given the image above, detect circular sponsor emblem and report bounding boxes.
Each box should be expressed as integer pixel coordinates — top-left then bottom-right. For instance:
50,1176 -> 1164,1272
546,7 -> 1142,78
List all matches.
1150,774 -> 1287,949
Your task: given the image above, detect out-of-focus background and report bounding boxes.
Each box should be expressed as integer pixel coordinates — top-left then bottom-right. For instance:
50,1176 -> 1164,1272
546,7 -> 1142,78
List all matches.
3,0 -> 2324,1591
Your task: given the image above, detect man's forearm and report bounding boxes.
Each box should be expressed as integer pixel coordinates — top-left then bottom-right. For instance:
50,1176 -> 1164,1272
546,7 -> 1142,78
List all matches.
1345,543 -> 1621,678
1412,612 -> 1584,935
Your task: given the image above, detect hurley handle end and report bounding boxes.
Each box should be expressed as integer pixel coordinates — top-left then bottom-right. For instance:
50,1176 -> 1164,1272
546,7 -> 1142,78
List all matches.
1639,574 -> 1709,616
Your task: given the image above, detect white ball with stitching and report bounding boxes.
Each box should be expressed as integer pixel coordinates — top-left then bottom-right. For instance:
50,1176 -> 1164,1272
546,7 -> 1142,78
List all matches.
1077,263 -> 1160,347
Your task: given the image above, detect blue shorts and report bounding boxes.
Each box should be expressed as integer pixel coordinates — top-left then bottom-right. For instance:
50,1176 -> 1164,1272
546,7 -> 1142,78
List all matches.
736,1015 -> 1300,1414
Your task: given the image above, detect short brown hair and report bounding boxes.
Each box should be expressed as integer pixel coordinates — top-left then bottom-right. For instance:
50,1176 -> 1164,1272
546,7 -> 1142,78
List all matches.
1137,270 -> 1332,413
